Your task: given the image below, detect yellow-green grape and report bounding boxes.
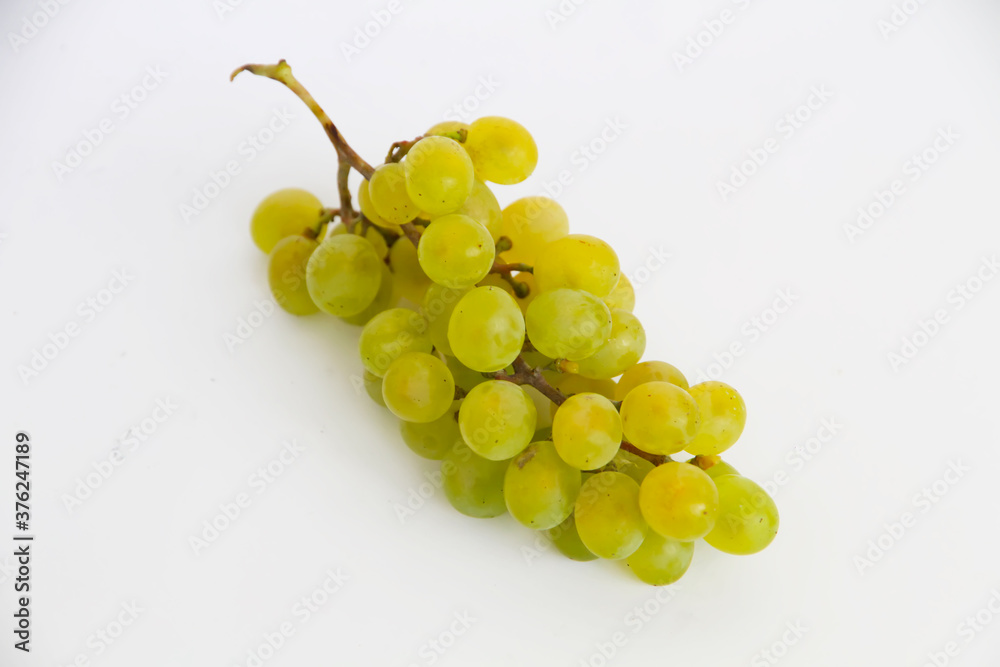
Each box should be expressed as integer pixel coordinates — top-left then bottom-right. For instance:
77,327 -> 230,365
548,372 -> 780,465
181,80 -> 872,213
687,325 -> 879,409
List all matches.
364,226 -> 389,259
525,288 -> 612,361
326,222 -> 348,237
603,274 -> 635,313
388,236 -> 433,304
422,284 -> 468,356
340,262 -> 396,327
545,514 -> 597,561
477,272 -> 537,314
458,380 -> 536,460
358,179 -> 397,230
552,393 -> 622,470
448,286 -> 525,372
451,180 -> 503,241
616,361 -> 689,400
441,441 -> 508,518
626,532 -> 695,586
400,400 -> 462,460
417,214 -> 495,288
549,372 -> 617,400
499,197 -> 569,265
358,308 -> 432,377
572,310 -> 646,380
696,456 -> 740,480
684,382 -> 747,456
404,135 -> 475,216
446,355 -> 488,393
362,370 -> 385,407
639,462 -> 719,541
613,449 -> 655,485
504,441 -> 581,530
267,236 -> 319,316
250,188 -> 324,253
369,162 -> 418,225
464,116 -> 538,185
534,235 -> 620,297
621,382 -> 700,455
704,475 -> 779,555
426,120 -> 469,139
381,352 -> 455,423
574,472 -> 647,560
306,234 -> 382,317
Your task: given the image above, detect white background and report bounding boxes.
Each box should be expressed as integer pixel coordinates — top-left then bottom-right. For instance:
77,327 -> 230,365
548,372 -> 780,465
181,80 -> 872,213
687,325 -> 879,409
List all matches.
2,0 -> 1000,665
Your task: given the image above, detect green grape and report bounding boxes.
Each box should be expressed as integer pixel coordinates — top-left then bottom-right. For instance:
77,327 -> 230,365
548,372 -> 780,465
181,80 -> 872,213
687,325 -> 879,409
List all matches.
639,462 -> 719,541
441,441 -> 508,518
369,162 -> 418,225
572,310 -> 646,380
358,179 -> 397,230
445,355 -> 488,393
426,120 -> 469,139
545,514 -> 597,561
499,197 -> 569,265
250,188 -> 324,253
381,352 -> 455,423
534,234 -> 620,297
626,531 -> 694,586
477,272 -> 536,314
417,214 -> 495,289
358,308 -> 432,377
524,288 -> 612,361
548,372 -> 617,400
574,472 -> 647,560
612,449 -> 655,485
362,370 -> 385,407
364,226 -> 389,259
267,236 -> 319,316
306,234 -> 382,317
388,236 -> 433,304
404,135 -> 475,215
452,180 -> 503,241
447,286 -> 525,372
400,400 -> 462,460
620,382 -> 700,455
603,274 -> 635,313
696,456 -> 740,479
326,222 -> 348,236
464,116 -> 538,185
458,380 -> 536,460
615,361 -> 689,400
552,393 -> 622,470
504,441 -> 581,530
704,475 -> 779,555
684,382 -> 747,456
422,284 -> 468,356
340,262 -> 396,326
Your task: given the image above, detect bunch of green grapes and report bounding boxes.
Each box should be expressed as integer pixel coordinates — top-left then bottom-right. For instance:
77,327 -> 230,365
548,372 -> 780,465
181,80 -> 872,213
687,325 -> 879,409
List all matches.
244,94 -> 778,586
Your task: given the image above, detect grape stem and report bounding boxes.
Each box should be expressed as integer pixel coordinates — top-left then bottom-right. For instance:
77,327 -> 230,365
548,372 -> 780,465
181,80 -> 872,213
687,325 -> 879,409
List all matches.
231,60 -> 375,228
492,356 -> 566,406
620,443 -> 670,467
400,222 -> 424,248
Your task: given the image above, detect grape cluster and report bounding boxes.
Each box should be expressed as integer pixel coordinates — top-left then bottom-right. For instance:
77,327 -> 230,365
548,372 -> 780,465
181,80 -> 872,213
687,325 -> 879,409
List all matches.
240,62 -> 778,586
